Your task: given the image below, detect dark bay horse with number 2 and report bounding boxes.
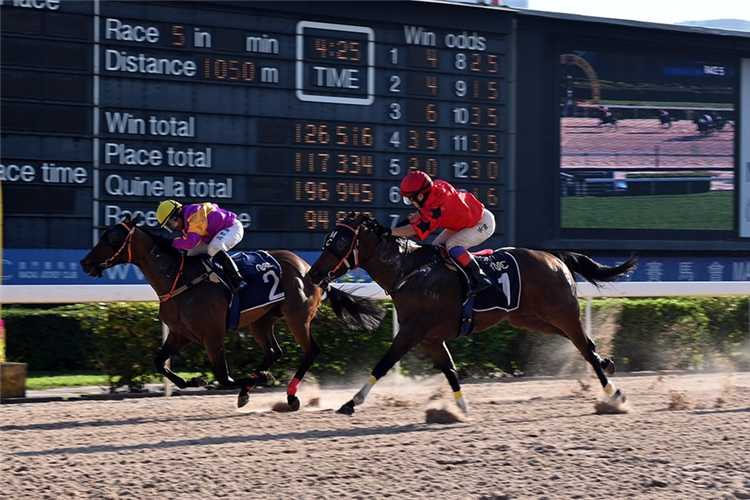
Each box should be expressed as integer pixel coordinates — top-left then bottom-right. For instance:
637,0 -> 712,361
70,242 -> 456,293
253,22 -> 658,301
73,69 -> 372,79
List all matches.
307,212 -> 637,416
80,214 -> 385,410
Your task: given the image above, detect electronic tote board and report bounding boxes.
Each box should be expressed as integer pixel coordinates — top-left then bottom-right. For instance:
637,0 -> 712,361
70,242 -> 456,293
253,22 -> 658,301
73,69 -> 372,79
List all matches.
1,0 -> 512,251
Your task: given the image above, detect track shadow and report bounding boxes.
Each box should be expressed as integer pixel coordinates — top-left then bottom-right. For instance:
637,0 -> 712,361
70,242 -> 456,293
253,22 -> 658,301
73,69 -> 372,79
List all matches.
0,411 -> 252,432
692,407 -> 750,415
664,135 -> 712,142
10,422 -> 469,457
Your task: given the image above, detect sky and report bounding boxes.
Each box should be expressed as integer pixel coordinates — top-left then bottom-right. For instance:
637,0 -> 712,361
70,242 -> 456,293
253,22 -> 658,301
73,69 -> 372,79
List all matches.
527,0 -> 750,26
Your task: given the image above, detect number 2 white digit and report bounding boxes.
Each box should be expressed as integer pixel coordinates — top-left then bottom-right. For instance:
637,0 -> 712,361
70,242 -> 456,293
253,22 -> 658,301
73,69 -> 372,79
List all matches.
263,270 -> 284,301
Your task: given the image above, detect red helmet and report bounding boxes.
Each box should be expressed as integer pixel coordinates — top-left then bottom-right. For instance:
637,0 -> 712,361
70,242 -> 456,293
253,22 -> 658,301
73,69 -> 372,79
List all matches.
399,171 -> 433,198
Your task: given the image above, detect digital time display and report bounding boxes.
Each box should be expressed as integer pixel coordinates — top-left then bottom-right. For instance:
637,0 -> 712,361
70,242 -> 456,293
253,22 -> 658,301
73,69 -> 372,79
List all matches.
309,37 -> 366,63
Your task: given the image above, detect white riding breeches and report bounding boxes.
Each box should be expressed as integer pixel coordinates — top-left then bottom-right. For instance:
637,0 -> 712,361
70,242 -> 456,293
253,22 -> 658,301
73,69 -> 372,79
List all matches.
187,219 -> 245,257
432,208 -> 495,250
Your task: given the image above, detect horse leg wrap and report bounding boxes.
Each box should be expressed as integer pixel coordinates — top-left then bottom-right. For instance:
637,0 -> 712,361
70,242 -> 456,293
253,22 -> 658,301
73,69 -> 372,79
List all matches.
287,377 -> 301,396
604,382 -> 627,404
245,373 -> 259,392
352,376 -> 377,406
454,390 -> 470,413
603,381 -> 616,396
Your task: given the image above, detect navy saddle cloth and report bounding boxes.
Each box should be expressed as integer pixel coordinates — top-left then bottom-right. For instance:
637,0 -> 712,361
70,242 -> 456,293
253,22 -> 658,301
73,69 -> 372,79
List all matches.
472,249 -> 522,312
208,251 -> 285,331
233,251 -> 285,312
445,248 -> 521,338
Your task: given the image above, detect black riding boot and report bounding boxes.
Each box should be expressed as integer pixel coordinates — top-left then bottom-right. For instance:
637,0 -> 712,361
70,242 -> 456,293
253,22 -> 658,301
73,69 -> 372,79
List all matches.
213,250 -> 247,293
462,256 -> 493,296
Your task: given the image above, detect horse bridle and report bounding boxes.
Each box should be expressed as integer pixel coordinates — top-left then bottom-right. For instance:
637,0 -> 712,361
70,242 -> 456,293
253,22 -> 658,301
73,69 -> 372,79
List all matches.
101,222 -> 158,270
321,223 -> 361,283
321,217 -> 386,284
102,222 -> 137,268
100,222 -> 207,303
322,216 -> 442,295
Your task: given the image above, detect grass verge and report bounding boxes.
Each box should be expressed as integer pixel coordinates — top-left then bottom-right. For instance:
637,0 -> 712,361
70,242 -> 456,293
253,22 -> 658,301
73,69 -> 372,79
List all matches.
562,191 -> 732,230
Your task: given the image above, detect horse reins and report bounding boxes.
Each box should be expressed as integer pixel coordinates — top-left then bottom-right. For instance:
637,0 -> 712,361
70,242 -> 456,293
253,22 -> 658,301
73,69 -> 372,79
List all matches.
326,219 -> 432,296
356,221 -> 386,269
157,255 -> 214,303
386,256 -> 442,295
105,222 -> 159,267
104,223 -> 211,303
158,255 -> 186,303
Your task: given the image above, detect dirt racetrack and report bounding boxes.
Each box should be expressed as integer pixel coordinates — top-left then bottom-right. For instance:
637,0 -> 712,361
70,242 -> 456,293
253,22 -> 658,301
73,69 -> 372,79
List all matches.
561,117 -> 734,169
2,371 -> 749,500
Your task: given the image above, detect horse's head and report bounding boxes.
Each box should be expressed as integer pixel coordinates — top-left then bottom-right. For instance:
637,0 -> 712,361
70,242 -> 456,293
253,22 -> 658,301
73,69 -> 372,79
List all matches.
307,212 -> 387,287
80,214 -> 142,278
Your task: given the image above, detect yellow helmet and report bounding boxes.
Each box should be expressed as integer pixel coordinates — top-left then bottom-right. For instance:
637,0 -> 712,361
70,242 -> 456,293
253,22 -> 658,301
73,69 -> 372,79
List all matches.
156,200 -> 182,228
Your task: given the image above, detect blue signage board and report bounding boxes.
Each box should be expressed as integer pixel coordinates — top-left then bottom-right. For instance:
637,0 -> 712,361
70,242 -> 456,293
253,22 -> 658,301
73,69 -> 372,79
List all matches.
2,249 -> 749,285
583,256 -> 750,283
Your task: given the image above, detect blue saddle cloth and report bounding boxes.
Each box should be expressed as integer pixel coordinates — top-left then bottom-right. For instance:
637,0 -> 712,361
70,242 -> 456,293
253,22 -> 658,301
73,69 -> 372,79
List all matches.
473,250 -> 521,313
216,251 -> 285,331
454,249 -> 521,337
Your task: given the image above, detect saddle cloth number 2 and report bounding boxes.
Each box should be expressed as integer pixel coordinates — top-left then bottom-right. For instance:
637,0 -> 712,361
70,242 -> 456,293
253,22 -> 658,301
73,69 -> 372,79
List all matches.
263,270 -> 284,301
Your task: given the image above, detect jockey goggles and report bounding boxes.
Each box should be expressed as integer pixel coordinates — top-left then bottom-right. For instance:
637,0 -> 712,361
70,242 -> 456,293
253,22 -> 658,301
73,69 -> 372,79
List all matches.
164,213 -> 181,233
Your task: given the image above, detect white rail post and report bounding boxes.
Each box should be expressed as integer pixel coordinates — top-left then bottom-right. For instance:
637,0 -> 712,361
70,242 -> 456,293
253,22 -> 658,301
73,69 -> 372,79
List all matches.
392,307 -> 400,376
162,322 -> 171,397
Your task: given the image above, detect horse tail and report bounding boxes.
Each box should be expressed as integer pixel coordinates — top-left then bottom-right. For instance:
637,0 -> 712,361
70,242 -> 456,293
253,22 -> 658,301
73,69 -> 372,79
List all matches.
550,251 -> 638,287
325,285 -> 386,332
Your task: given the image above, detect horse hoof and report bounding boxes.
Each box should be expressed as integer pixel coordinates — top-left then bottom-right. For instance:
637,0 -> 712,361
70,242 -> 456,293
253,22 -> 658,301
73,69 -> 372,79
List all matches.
264,372 -> 276,384
238,394 -> 250,408
337,401 -> 355,415
613,389 -> 627,405
287,395 -> 301,412
602,359 -> 616,375
191,377 -> 208,388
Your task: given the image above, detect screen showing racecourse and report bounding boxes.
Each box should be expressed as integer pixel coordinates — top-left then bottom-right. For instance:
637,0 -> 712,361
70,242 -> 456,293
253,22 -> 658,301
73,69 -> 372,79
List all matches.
558,45 -> 736,234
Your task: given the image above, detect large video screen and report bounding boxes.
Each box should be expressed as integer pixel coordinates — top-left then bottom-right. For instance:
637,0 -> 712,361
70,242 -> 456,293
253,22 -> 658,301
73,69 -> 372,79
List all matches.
558,44 -> 736,236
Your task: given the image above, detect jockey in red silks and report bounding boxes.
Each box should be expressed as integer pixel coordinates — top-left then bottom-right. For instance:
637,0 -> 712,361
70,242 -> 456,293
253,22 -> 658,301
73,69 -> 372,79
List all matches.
390,171 -> 495,296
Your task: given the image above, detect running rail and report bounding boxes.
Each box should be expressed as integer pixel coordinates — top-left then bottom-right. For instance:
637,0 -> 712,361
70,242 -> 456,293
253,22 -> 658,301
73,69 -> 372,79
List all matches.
1,281 -> 748,304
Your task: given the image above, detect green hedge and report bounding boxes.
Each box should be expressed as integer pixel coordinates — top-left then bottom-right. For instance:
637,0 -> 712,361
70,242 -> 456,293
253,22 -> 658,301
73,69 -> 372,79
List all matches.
3,296 -> 748,391
613,296 -> 750,371
2,305 -> 97,371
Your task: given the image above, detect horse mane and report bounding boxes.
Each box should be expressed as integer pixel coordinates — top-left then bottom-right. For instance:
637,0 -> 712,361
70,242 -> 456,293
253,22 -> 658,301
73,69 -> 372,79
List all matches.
360,213 -> 429,254
137,225 -> 183,256
359,213 -> 437,270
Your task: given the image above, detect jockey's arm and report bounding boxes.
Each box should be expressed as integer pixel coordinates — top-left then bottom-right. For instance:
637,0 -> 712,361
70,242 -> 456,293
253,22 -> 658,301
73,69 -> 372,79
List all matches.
390,224 -> 417,238
173,231 -> 202,251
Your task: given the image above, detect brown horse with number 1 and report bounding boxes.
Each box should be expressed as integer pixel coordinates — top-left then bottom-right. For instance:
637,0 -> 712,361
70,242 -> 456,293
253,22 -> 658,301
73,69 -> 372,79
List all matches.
307,212 -> 637,416
80,214 -> 385,410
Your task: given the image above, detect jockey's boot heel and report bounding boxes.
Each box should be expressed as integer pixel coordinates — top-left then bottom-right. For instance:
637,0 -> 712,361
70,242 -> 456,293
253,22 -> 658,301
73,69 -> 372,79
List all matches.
464,257 -> 492,297
213,250 -> 247,293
